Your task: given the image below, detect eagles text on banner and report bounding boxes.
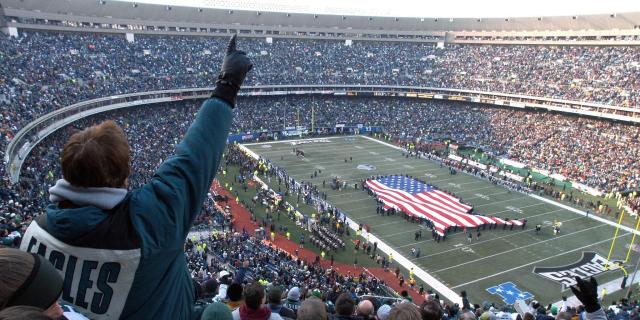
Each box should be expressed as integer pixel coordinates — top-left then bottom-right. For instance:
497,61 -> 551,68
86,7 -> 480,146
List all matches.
364,176 -> 523,236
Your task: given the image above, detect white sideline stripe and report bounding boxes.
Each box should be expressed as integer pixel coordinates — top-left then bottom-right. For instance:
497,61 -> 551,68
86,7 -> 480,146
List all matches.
242,137 -> 463,305
529,195 -> 640,236
451,233 -> 631,289
343,217 -> 464,305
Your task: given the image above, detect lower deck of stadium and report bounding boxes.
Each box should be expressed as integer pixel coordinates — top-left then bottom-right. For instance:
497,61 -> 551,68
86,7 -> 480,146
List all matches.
243,135 -> 639,305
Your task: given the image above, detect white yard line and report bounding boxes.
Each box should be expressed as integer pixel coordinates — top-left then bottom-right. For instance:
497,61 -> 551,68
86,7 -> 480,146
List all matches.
451,234 -> 631,289
411,211 -> 588,257
530,194 -> 640,236
243,135 -> 636,304
397,208 -> 566,248
473,195 -> 530,207
464,190 -> 512,200
241,136 -> 344,146
432,224 -> 607,272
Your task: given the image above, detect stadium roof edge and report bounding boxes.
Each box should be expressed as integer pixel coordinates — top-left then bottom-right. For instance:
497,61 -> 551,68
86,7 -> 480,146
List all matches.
1,0 -> 640,32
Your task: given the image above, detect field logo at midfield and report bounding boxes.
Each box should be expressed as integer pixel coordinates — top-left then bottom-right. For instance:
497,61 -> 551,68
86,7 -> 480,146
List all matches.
486,282 -> 533,305
357,164 -> 377,171
533,252 -> 620,288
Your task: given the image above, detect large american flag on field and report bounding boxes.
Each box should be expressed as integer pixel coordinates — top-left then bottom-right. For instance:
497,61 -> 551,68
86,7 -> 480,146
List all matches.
365,175 -> 523,236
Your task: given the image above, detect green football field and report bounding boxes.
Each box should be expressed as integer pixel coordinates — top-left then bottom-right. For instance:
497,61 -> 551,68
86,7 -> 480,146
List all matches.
242,135 -> 640,305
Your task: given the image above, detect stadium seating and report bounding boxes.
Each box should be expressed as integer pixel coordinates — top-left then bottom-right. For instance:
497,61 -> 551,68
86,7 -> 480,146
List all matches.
2,30 -> 640,320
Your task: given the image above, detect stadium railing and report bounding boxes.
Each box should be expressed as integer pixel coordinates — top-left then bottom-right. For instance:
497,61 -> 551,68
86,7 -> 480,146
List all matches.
6,84 -> 640,183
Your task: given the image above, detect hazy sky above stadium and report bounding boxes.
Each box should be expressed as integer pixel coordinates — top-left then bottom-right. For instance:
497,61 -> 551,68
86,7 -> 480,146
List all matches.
117,0 -> 640,18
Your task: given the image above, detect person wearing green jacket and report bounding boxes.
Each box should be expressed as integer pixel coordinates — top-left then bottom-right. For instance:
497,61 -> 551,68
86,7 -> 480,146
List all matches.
20,35 -> 252,320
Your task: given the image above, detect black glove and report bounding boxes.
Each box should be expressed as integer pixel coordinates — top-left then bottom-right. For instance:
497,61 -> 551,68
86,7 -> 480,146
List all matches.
570,276 -> 600,313
211,34 -> 253,107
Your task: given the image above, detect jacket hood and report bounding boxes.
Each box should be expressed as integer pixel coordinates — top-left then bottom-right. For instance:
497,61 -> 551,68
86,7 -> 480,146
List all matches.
45,203 -> 109,242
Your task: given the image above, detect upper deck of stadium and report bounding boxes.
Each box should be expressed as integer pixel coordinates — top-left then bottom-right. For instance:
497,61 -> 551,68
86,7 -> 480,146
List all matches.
1,0 -> 640,45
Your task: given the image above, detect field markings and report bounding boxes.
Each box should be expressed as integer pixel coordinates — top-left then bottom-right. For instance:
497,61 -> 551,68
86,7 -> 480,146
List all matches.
280,153 -> 420,169
244,137 -> 465,303
450,233 -> 631,289
357,136 -> 640,237
242,136 -> 343,146
463,190 -> 511,200
244,137 -> 620,304
394,208 -> 567,248
408,211 -> 585,257
474,195 -> 529,207
530,194 -> 640,236
431,223 -> 607,273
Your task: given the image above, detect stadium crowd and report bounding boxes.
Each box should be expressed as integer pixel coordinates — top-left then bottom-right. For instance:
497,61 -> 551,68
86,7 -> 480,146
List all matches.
3,97 -> 640,246
1,30 -> 640,319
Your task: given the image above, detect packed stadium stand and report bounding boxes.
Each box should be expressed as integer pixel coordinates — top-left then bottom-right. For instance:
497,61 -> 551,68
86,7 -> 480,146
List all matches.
1,0 -> 640,319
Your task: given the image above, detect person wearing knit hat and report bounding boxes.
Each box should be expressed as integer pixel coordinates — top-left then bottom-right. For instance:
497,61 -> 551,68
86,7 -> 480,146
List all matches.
0,248 -> 65,319
201,302 -> 233,320
283,287 -> 301,315
551,306 -> 559,316
377,304 -> 392,320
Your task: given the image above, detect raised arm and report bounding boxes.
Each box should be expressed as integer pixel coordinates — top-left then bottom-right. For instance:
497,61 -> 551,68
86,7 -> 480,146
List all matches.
131,35 -> 252,250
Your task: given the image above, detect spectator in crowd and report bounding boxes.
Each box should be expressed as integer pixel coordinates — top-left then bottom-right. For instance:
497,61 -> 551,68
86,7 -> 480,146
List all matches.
268,287 -> 297,319
0,306 -> 52,320
202,302 -> 234,320
377,304 -> 392,320
17,35 -> 251,319
357,300 -> 375,320
233,282 -> 284,320
0,248 -> 64,319
284,287 -> 302,315
420,300 -> 444,320
227,283 -> 245,311
297,298 -> 328,320
333,293 -> 358,320
388,303 -> 421,320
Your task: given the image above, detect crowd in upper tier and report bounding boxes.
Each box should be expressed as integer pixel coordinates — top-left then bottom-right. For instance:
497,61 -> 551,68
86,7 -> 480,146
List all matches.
1,31 -> 639,140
